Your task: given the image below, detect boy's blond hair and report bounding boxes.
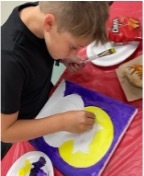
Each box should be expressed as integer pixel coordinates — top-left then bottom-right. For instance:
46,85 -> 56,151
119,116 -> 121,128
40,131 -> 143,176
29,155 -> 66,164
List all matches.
39,1 -> 109,44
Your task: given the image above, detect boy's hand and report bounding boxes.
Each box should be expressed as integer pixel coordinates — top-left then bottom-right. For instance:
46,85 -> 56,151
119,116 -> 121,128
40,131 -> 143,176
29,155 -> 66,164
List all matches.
61,110 -> 96,133
60,56 -> 85,72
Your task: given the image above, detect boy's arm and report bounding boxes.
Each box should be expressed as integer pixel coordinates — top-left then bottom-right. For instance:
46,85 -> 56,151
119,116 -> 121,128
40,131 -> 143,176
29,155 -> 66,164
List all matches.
1,110 -> 95,143
1,112 -> 64,143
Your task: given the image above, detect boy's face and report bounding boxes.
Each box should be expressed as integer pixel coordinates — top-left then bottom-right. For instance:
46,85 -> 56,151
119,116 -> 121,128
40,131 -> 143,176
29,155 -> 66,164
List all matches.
44,24 -> 92,61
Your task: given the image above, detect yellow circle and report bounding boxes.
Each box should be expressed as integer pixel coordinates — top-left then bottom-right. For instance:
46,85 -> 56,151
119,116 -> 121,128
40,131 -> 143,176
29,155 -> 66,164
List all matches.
59,106 -> 114,167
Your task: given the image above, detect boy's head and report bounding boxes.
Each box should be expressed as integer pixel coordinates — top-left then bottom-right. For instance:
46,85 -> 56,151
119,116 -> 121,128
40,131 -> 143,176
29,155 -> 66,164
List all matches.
39,1 -> 109,44
38,2 -> 109,60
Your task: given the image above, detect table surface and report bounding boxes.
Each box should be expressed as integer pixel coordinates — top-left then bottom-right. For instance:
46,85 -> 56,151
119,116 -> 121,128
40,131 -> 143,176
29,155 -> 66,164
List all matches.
1,2 -> 142,176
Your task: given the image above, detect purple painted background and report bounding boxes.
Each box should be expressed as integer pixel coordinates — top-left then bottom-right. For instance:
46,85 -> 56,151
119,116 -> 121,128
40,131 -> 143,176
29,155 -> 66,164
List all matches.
30,80 -> 137,176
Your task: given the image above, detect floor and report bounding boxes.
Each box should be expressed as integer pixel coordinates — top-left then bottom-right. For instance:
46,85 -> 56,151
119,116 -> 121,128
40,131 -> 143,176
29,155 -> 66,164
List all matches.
51,62 -> 66,85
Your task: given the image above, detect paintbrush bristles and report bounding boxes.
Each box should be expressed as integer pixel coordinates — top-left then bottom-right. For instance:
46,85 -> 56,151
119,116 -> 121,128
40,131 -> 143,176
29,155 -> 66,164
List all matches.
97,48 -> 116,57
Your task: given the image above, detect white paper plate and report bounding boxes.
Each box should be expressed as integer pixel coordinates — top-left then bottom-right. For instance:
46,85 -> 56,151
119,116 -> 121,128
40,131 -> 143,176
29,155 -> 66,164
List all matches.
6,151 -> 54,176
86,41 -> 139,67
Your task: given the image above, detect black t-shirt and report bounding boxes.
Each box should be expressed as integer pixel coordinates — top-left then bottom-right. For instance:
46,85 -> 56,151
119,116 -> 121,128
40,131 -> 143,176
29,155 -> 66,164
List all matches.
1,2 -> 54,119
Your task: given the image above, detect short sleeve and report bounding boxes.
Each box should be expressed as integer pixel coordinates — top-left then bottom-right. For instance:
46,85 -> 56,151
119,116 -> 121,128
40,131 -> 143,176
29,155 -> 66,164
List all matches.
1,51 -> 25,114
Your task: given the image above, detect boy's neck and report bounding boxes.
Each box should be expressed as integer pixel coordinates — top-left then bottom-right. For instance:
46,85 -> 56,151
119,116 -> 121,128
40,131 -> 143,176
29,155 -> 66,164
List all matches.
19,6 -> 44,39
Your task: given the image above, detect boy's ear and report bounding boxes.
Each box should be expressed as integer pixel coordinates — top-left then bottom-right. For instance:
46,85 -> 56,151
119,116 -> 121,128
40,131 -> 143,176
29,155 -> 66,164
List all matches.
44,14 -> 56,32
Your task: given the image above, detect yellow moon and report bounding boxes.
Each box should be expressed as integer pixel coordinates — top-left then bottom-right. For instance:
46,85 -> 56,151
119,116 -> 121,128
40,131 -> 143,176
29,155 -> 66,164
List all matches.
58,106 -> 114,167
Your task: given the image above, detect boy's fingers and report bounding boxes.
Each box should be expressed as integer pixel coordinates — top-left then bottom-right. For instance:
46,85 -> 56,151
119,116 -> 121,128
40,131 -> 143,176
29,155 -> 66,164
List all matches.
83,124 -> 94,132
86,118 -> 95,125
86,111 -> 96,119
69,63 -> 82,72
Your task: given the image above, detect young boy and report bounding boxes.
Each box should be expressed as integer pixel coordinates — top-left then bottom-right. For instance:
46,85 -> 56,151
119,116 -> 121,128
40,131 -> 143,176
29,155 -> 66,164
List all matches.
1,2 -> 109,159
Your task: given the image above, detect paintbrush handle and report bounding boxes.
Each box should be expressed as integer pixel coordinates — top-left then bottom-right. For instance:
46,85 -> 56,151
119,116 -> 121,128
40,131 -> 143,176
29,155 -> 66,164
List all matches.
84,55 -> 98,63
83,48 -> 116,63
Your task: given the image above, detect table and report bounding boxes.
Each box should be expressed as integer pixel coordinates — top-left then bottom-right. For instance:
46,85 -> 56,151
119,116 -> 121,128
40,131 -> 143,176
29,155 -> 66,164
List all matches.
1,2 -> 142,176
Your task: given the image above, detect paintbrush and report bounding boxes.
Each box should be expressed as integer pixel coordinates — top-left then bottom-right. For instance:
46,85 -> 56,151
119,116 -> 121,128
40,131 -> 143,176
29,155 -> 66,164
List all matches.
83,47 -> 116,63
55,48 -> 116,66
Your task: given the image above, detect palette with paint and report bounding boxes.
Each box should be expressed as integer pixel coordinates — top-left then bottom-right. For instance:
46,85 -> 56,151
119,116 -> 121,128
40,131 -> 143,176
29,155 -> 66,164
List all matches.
6,151 -> 54,176
30,80 -> 137,176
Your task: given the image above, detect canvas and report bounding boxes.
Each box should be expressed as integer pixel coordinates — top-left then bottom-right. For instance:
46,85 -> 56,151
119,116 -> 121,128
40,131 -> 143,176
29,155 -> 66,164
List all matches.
30,80 -> 137,176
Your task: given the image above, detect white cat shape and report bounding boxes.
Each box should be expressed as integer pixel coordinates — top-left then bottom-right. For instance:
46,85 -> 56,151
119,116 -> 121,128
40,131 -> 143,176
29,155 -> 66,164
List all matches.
40,94 -> 103,153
